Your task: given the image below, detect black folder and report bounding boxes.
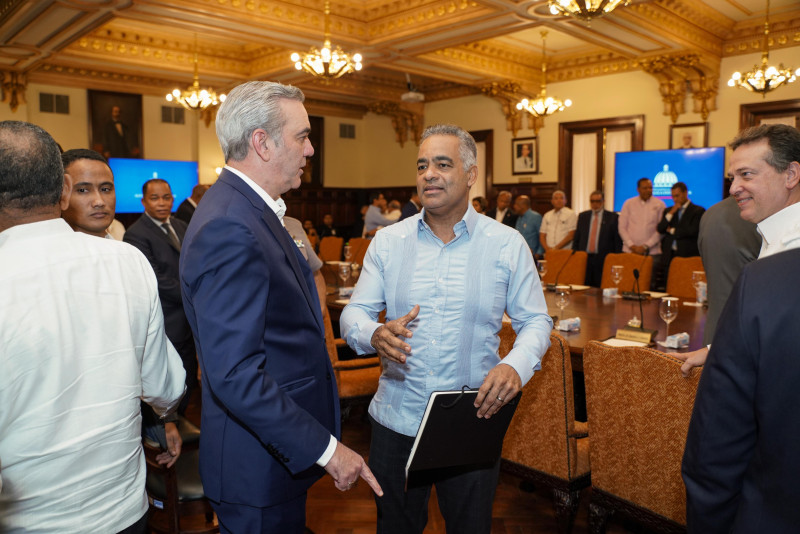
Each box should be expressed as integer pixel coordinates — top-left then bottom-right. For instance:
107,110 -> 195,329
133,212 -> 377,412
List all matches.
404,388 -> 522,481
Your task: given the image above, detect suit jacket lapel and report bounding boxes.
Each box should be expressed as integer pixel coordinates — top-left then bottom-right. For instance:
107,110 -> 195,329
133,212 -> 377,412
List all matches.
142,215 -> 181,253
219,171 -> 323,334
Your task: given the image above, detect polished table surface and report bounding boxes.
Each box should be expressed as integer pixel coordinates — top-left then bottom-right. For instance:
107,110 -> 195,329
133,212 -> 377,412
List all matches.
327,283 -> 707,371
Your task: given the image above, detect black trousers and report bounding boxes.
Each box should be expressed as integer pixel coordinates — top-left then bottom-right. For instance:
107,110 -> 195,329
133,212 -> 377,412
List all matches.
368,415 -> 500,534
210,494 -> 307,534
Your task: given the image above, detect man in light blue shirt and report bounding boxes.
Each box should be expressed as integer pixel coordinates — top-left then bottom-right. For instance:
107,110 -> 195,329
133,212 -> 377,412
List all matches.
513,194 -> 544,257
340,124 -> 552,534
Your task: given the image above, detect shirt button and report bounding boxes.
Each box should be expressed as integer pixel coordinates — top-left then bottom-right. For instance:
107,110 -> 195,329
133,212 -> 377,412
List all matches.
438,278 -> 444,284
431,339 -> 437,345
429,371 -> 434,376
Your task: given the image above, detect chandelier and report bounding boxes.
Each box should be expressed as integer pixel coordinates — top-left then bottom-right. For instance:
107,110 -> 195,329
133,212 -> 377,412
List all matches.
548,0 -> 630,22
517,31 -> 572,120
728,0 -> 799,96
290,0 -> 362,81
166,37 -> 225,111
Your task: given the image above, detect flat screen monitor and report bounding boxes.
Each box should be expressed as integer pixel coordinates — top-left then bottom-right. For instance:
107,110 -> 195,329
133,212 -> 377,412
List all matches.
109,158 -> 198,213
613,147 -> 726,212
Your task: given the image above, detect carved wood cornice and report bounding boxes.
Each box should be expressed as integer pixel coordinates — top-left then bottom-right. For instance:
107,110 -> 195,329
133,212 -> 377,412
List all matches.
1,70 -> 26,112
479,81 -> 542,136
639,53 -> 719,122
367,101 -> 423,147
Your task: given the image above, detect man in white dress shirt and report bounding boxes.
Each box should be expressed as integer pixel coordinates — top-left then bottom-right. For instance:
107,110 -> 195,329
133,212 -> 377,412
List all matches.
540,189 -> 577,252
0,121 -> 186,533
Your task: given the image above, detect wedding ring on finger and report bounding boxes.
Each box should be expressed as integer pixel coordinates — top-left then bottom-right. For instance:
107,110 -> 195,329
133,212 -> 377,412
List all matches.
497,396 -> 503,402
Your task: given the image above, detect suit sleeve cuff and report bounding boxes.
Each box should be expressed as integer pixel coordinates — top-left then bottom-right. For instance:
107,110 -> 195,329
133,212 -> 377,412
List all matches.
316,435 -> 338,467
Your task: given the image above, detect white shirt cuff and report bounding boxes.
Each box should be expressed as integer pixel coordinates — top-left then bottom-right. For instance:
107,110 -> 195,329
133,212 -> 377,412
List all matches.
316,435 -> 338,467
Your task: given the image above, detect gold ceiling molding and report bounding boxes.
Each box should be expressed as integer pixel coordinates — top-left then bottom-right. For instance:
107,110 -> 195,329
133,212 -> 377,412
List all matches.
639,53 -> 719,122
32,63 -> 183,96
547,53 -> 636,82
367,0 -> 483,39
649,0 -> 735,39
367,101 -> 423,147
1,70 -> 26,112
629,1 -> 724,56
423,47 -> 538,83
480,81 -> 541,136
71,35 -> 250,77
304,97 -> 367,119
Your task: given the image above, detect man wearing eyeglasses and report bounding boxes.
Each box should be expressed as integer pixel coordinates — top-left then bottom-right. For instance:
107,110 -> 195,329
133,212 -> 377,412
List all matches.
572,190 -> 621,287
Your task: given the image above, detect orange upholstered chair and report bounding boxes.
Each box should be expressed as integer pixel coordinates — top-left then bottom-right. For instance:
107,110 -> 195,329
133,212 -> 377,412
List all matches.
583,341 -> 702,533
666,256 -> 704,299
542,249 -> 588,286
599,253 -> 653,293
347,237 -> 371,266
318,236 -> 344,262
501,329 -> 590,533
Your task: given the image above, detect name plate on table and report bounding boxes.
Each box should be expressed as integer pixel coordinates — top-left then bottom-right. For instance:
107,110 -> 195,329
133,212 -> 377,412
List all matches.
615,327 -> 654,344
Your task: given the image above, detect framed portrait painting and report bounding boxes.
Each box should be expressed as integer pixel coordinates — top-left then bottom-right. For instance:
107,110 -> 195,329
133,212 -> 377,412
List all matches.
669,122 -> 708,150
88,90 -> 143,159
512,137 -> 538,175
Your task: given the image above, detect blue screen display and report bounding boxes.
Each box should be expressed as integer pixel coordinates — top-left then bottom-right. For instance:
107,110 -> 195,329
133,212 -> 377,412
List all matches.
108,158 -> 198,213
613,147 -> 726,212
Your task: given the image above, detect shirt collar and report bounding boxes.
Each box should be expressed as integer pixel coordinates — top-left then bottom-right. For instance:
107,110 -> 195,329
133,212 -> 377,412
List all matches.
144,211 -> 171,227
417,203 -> 478,238
225,165 -> 286,225
757,201 -> 800,249
187,197 -> 198,209
0,218 -> 72,246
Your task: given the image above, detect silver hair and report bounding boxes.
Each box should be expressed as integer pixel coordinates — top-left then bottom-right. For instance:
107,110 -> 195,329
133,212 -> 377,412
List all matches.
552,190 -> 566,198
215,81 -> 305,162
420,124 -> 477,172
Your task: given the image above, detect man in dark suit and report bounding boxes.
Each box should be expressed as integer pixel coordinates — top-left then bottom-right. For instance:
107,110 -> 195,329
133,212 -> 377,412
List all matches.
683,248 -> 800,533
572,190 -> 622,286
174,183 -> 209,224
485,190 -> 517,227
399,192 -> 421,220
179,81 -> 381,533
656,181 -> 704,288
124,178 -> 196,414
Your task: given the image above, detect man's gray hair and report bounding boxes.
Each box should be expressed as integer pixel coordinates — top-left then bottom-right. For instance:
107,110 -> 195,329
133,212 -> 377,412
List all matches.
552,189 -> 566,198
730,124 -> 800,173
0,121 -> 63,211
216,81 -> 305,162
420,124 -> 477,172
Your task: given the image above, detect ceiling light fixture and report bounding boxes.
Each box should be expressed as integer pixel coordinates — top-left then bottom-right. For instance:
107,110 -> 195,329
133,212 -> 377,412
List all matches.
548,0 -> 630,23
166,36 -> 225,111
290,0 -> 362,81
516,31 -> 572,122
728,0 -> 799,96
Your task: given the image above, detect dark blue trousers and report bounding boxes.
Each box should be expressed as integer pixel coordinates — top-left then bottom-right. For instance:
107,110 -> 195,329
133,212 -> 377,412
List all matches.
210,493 -> 307,534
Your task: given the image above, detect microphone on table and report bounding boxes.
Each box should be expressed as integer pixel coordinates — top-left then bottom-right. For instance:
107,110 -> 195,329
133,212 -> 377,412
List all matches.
547,249 -> 576,291
622,251 -> 651,300
622,267 -> 657,341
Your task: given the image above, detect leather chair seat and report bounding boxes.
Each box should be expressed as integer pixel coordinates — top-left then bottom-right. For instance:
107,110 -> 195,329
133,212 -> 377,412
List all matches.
146,448 -> 206,502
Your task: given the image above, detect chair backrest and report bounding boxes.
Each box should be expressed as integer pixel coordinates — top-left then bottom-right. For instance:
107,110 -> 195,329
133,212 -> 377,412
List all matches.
502,330 -> 587,481
348,237 -> 371,266
542,249 -> 588,286
600,253 -> 653,292
666,256 -> 704,299
318,236 -> 344,262
583,341 -> 702,525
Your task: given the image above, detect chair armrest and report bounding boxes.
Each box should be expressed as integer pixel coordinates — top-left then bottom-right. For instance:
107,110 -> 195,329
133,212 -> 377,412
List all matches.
569,420 -> 589,439
334,339 -> 347,348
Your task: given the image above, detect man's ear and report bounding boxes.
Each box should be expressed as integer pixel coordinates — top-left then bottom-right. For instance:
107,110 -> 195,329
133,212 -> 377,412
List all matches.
785,160 -> 800,191
252,129 -> 272,162
59,173 -> 72,211
467,165 -> 478,188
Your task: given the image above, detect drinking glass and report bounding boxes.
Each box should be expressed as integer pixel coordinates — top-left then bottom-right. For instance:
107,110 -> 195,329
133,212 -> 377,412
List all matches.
537,259 -> 548,280
659,297 -> 679,338
338,262 -> 351,287
343,244 -> 353,263
690,270 -> 706,306
555,285 -> 571,327
611,265 -> 624,298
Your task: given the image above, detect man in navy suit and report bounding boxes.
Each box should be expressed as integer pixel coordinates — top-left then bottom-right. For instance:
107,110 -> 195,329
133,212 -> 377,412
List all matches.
683,248 -> 800,533
179,81 -> 381,533
572,190 -> 622,286
124,178 -> 197,414
656,181 -> 704,287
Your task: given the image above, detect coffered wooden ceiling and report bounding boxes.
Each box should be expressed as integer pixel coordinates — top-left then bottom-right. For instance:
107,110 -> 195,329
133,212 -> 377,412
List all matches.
1,0 -> 799,118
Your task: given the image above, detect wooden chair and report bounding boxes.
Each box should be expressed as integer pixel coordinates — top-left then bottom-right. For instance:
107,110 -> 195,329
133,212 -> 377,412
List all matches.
583,341 -> 702,533
599,253 -> 653,293
144,429 -> 218,534
542,249 -> 588,286
347,237 -> 371,266
318,236 -> 344,262
665,256 -> 704,299
501,329 -> 590,534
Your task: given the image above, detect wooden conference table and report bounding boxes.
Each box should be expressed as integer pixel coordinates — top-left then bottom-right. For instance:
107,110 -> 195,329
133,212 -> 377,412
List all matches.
327,284 -> 707,373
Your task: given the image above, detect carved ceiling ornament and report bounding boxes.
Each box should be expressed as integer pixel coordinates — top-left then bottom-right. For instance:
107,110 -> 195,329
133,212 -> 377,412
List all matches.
1,71 -> 26,112
479,81 -> 542,136
367,101 -> 424,147
640,53 -> 719,123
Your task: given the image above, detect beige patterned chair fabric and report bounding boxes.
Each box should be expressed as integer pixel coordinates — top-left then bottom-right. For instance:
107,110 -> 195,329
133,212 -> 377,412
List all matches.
542,249 -> 588,286
583,341 -> 702,531
501,328 -> 590,532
